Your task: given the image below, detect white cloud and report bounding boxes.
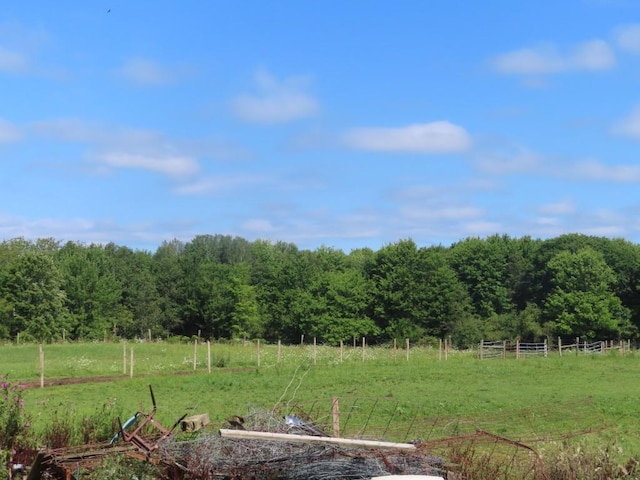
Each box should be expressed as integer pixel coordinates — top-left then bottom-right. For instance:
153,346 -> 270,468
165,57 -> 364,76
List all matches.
231,69 -> 319,124
344,121 -> 471,153
492,39 -> 615,74
571,40 -> 615,69
98,152 -> 200,177
492,45 -> 564,74
473,146 -> 542,174
612,105 -> 640,138
538,200 -> 576,215
241,218 -> 276,234
570,158 -> 640,182
464,221 -> 503,236
173,174 -> 269,195
31,118 -> 162,145
0,118 -> 21,143
116,58 -> 178,86
400,204 -> 483,221
0,45 -> 27,73
614,24 -> 640,53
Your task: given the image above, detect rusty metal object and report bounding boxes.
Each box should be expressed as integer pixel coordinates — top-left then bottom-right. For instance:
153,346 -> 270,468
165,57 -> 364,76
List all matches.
27,385 -> 187,480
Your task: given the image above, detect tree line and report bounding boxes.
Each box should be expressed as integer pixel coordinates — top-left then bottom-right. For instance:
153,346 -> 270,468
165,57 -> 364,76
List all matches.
0,233 -> 638,347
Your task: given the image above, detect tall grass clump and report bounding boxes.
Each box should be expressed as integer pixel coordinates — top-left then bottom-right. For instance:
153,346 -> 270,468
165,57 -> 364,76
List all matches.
0,376 -> 32,477
39,399 -> 123,449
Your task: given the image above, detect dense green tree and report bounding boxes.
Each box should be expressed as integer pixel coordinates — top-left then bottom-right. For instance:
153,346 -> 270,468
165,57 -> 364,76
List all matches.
297,269 -> 378,344
367,239 -> 430,341
250,241 -> 308,343
106,244 -> 162,338
1,251 -> 69,341
596,238 -> 640,332
153,239 -> 187,335
543,248 -> 633,340
420,255 -> 477,340
1,233 -> 639,344
448,235 -> 514,318
56,242 -> 122,340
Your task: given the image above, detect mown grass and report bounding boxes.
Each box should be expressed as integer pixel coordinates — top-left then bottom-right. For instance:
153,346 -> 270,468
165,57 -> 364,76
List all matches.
4,342 -> 640,467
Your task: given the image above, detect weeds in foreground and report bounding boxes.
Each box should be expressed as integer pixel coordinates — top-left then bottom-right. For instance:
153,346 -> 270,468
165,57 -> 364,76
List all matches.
437,439 -> 640,480
0,376 -> 32,479
85,454 -> 160,480
42,400 -> 123,449
540,441 -> 640,480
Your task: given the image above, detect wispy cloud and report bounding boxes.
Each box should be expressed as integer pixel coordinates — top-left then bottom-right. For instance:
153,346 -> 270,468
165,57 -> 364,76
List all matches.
344,121 -> 471,153
491,39 -> 615,75
472,146 -> 543,174
568,158 -> 640,182
97,152 -> 200,177
0,213 -> 199,248
31,118 -> 161,145
399,204 -> 484,221
231,69 -> 319,124
0,118 -> 22,143
612,105 -> 640,138
614,24 -> 640,53
30,118 -> 205,179
116,57 -> 183,86
0,45 -> 28,73
538,199 -> 576,215
173,174 -> 269,195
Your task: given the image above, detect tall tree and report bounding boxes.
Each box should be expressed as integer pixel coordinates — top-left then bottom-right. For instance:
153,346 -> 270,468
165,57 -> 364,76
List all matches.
367,239 -> 429,341
448,235 -> 514,319
543,248 -> 633,340
1,251 -> 69,341
106,244 -> 162,338
56,242 -> 122,340
153,239 -> 187,335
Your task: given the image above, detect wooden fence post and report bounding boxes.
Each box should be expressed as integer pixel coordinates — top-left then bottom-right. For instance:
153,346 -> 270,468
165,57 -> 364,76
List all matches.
558,337 -> 562,357
340,340 -> 344,363
129,346 -> 134,378
123,341 -> 127,374
257,339 -> 261,367
193,338 -> 198,371
516,340 -> 520,359
362,337 -> 366,362
277,340 -> 282,364
332,397 -> 340,438
502,340 -> 506,359
39,344 -> 44,388
313,337 -> 317,365
207,340 -> 211,373
544,338 -> 548,357
405,338 -> 410,361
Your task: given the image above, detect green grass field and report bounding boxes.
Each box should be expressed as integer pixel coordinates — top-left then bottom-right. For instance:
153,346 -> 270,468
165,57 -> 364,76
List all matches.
3,342 -> 640,466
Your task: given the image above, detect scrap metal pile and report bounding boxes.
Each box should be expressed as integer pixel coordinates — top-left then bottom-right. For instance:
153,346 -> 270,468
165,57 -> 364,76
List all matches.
158,408 -> 447,479
25,386 -> 551,479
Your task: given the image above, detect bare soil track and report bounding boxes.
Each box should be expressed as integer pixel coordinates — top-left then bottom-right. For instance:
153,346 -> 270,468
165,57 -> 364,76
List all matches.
20,367 -> 253,389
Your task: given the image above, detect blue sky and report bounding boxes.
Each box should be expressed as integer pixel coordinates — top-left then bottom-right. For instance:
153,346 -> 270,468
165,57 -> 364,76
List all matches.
2,1 -> 640,252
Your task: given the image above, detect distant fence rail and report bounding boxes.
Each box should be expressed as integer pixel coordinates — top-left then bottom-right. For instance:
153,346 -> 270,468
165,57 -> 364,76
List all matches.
478,338 -> 630,359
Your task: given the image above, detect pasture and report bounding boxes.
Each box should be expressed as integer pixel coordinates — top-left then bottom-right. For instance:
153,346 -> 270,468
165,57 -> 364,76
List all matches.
2,341 -> 640,471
